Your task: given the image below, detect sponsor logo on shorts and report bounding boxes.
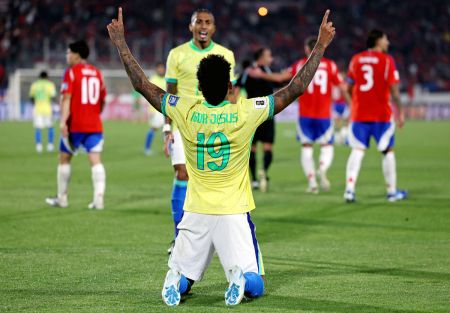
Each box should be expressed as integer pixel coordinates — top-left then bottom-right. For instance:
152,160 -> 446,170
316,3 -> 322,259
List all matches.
254,98 -> 267,109
168,95 -> 180,107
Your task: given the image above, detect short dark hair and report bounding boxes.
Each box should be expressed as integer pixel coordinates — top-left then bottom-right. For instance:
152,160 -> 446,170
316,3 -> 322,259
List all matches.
191,8 -> 215,24
68,40 -> 90,59
39,71 -> 48,79
367,29 -> 385,49
304,36 -> 317,51
253,47 -> 268,61
197,55 -> 230,105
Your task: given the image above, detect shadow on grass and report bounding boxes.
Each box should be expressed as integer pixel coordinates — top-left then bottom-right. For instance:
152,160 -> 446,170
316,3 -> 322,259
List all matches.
265,256 -> 450,283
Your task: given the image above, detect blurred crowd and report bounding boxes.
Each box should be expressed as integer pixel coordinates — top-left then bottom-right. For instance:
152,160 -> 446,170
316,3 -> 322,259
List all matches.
1,0 -> 449,91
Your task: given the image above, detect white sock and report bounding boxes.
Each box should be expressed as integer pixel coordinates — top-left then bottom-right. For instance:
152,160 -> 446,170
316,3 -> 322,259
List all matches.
301,146 -> 317,188
382,151 -> 397,194
57,164 -> 71,200
345,149 -> 365,193
319,145 -> 334,176
91,163 -> 106,204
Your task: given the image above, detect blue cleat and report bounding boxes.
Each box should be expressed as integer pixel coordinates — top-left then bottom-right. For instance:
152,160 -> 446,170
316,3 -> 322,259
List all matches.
225,266 -> 245,306
387,189 -> 408,202
162,269 -> 181,306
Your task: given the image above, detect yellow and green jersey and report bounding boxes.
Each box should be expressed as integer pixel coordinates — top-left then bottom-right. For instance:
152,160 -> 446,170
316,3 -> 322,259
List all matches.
149,74 -> 166,113
161,93 -> 275,215
165,40 -> 236,99
29,79 -> 56,116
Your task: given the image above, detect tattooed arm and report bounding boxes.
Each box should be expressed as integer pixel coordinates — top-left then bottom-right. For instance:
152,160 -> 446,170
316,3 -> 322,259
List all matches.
273,10 -> 336,115
107,7 -> 165,113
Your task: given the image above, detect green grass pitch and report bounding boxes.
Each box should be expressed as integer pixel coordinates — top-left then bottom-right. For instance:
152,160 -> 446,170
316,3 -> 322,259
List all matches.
0,120 -> 449,312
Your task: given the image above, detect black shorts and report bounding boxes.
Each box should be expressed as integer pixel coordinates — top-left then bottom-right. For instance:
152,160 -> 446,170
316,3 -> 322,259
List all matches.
253,119 -> 275,143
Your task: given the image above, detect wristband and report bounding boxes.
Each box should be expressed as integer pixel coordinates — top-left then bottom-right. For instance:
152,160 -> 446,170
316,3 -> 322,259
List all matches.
162,124 -> 171,132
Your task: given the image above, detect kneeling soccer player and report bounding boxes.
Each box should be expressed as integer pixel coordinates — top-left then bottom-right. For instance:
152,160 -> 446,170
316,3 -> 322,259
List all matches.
108,7 -> 335,306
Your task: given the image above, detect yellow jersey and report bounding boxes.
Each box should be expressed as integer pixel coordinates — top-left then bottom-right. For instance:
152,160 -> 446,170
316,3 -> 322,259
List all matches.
149,74 -> 166,113
29,79 -> 56,116
165,40 -> 236,99
161,93 -> 275,214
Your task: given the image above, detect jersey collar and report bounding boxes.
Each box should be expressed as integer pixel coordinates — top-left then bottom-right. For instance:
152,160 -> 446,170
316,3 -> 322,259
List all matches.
189,39 -> 215,53
203,100 -> 230,108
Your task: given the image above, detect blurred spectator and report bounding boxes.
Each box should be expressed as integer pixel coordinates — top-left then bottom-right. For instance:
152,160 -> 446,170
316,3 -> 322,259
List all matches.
1,0 -> 449,91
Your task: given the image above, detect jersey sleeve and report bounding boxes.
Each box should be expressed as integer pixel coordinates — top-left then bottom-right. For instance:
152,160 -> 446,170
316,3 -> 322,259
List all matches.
165,49 -> 178,84
161,93 -> 196,126
243,95 -> 275,127
29,83 -> 36,98
387,56 -> 400,85
60,68 -> 74,95
48,82 -> 56,98
330,61 -> 343,85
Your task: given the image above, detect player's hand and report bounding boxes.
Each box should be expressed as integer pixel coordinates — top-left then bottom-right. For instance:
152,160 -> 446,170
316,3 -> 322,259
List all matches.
317,10 -> 335,48
107,7 -> 125,47
60,123 -> 69,138
163,131 -> 174,158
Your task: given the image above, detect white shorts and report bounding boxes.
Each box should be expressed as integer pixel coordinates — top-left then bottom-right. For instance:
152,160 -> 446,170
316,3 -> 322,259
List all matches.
168,212 -> 265,282
33,114 -> 52,128
148,111 -> 165,129
170,129 -> 186,166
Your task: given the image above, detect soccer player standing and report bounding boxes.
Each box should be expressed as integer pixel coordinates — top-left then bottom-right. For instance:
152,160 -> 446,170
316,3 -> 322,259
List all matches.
108,7 -> 335,306
239,48 -> 277,192
249,37 -> 351,193
344,29 -> 407,202
163,9 -> 236,252
45,40 -> 107,209
29,71 -> 56,153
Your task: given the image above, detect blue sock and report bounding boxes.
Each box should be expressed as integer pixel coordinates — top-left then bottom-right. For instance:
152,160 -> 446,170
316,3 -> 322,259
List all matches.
35,129 -> 42,145
48,127 -> 54,144
179,275 -> 193,295
244,272 -> 264,298
145,129 -> 154,151
171,179 -> 187,238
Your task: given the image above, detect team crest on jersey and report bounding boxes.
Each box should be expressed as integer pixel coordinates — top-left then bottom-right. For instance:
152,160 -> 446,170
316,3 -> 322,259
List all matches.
253,98 -> 267,109
168,95 -> 180,107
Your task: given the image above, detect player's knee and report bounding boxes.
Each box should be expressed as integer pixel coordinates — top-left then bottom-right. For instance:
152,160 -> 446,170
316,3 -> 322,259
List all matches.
244,272 -> 264,298
179,275 -> 194,295
59,153 -> 72,164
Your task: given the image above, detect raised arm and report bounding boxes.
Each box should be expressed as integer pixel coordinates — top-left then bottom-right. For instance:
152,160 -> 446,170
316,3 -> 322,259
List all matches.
272,10 -> 335,114
107,7 -> 165,113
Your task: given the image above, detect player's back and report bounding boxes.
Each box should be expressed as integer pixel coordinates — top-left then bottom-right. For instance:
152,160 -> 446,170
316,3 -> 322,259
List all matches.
293,57 -> 341,119
61,63 -> 106,132
162,94 -> 274,215
348,50 -> 399,122
30,79 -> 56,115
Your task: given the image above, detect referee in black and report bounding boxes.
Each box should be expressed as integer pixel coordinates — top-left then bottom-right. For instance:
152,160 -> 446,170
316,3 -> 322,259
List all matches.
237,47 -> 276,192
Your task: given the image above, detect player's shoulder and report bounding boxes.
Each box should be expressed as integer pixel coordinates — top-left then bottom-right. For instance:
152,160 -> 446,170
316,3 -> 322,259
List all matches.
212,42 -> 234,57
169,41 -> 191,54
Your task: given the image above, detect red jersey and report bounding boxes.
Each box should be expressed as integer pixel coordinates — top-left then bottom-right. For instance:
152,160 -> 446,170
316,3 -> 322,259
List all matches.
347,50 -> 399,122
291,57 -> 342,119
61,62 -> 106,132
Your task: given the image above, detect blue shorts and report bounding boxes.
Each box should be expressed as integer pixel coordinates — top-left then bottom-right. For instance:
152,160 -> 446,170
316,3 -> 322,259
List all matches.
348,121 -> 395,151
332,102 -> 349,118
297,117 -> 334,145
60,132 -> 104,154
